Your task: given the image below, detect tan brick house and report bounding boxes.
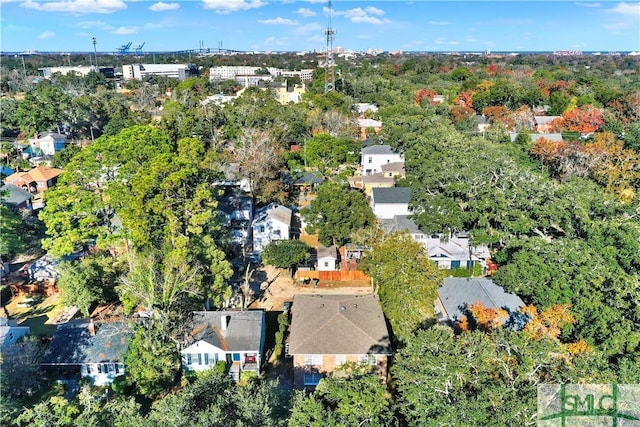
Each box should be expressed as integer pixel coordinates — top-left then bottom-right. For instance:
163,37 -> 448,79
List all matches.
287,294 -> 392,388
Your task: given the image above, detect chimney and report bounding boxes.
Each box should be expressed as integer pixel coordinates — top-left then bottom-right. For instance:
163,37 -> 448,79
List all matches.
88,319 -> 95,336
221,314 -> 231,331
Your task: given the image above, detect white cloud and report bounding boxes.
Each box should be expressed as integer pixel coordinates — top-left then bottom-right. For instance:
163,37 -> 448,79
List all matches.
149,2 -> 179,12
364,6 -> 384,16
574,2 -> 601,7
38,31 -> 55,39
202,0 -> 266,13
112,26 -> 139,35
258,17 -> 299,25
609,2 -> 640,16
340,7 -> 390,25
604,2 -> 640,29
295,7 -> 316,17
19,0 -> 126,14
76,20 -> 114,30
428,20 -> 451,25
292,22 -> 323,35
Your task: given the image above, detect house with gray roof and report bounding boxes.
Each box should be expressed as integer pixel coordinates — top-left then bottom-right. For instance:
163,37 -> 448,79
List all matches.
360,144 -> 403,176
181,310 -> 266,381
534,115 -> 561,133
509,132 -> 564,143
41,320 -> 132,386
370,187 -> 411,219
1,183 -> 33,210
288,294 -> 392,388
380,216 -> 490,271
435,277 -> 524,325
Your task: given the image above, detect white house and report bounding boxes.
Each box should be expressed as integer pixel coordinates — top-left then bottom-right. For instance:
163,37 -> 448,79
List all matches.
380,216 -> 491,271
316,246 -> 338,271
41,320 -> 131,386
0,318 -> 30,350
252,204 -> 292,253
29,132 -> 66,156
360,145 -> 404,176
181,311 -> 266,381
370,187 -> 411,220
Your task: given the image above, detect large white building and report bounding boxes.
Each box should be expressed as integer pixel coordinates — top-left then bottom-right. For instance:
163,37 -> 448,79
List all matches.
122,63 -> 197,81
209,66 -> 314,82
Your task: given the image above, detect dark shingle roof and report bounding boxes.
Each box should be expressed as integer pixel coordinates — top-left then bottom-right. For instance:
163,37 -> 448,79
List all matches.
438,278 -> 524,321
288,295 -> 392,355
41,320 -> 131,366
187,311 -> 264,352
371,187 -> 411,204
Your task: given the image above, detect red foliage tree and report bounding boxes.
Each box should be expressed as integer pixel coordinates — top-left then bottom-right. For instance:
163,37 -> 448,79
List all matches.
560,105 -> 604,135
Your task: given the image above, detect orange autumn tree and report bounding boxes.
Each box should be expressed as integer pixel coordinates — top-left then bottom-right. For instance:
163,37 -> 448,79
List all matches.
585,132 -> 640,202
415,88 -> 438,106
451,90 -> 475,123
530,137 -> 567,172
482,106 -> 515,130
457,301 -> 509,332
559,105 -> 604,135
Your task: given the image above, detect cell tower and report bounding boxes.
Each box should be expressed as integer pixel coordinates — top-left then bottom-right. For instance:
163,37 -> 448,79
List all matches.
324,0 -> 336,94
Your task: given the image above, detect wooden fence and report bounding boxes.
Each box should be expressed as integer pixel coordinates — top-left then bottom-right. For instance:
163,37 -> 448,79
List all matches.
294,269 -> 370,282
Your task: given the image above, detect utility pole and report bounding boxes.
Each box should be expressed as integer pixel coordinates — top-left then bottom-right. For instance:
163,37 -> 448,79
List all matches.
324,0 -> 336,94
92,37 -> 98,71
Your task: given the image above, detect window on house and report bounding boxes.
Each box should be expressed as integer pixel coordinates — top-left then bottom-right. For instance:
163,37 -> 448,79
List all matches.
204,353 -> 209,365
335,355 -> 346,365
186,354 -> 192,365
368,157 -> 372,164
323,261 -> 329,268
115,364 -> 120,374
359,354 -> 376,365
233,353 -> 241,361
303,354 -> 323,366
198,354 -> 203,365
303,373 -> 324,386
108,364 -> 115,373
97,364 -> 102,374
81,365 -> 88,375
259,226 -> 265,233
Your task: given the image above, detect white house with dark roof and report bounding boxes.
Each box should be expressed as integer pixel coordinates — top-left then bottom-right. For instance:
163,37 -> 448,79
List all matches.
1,183 -> 34,210
288,294 -> 392,388
181,311 -> 266,381
41,320 -> 132,386
360,144 -> 403,176
370,187 -> 411,219
435,277 -> 525,325
252,204 -> 292,253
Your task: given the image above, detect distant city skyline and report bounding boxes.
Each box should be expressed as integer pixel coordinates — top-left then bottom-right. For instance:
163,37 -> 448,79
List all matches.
1,1 -> 639,53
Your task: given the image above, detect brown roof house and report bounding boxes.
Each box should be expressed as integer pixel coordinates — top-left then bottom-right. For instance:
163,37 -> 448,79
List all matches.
287,294 -> 392,388
4,166 -> 63,195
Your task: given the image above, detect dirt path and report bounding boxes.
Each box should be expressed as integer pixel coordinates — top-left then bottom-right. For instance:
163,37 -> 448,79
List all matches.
249,266 -> 373,311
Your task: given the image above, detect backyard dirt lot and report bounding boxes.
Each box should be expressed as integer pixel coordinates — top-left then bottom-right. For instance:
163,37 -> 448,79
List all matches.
248,265 -> 373,311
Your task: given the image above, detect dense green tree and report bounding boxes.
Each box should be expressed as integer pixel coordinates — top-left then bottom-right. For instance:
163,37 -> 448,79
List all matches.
289,367 -> 392,427
392,326 -> 613,427
51,144 -> 81,168
39,125 -> 173,257
261,240 -> 310,272
124,326 -> 181,399
0,200 -> 24,262
56,255 -> 122,316
301,181 -> 374,247
362,232 -> 441,344
301,133 -> 359,171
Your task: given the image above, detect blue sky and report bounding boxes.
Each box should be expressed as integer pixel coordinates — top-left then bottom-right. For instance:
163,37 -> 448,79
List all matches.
1,1 -> 639,53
